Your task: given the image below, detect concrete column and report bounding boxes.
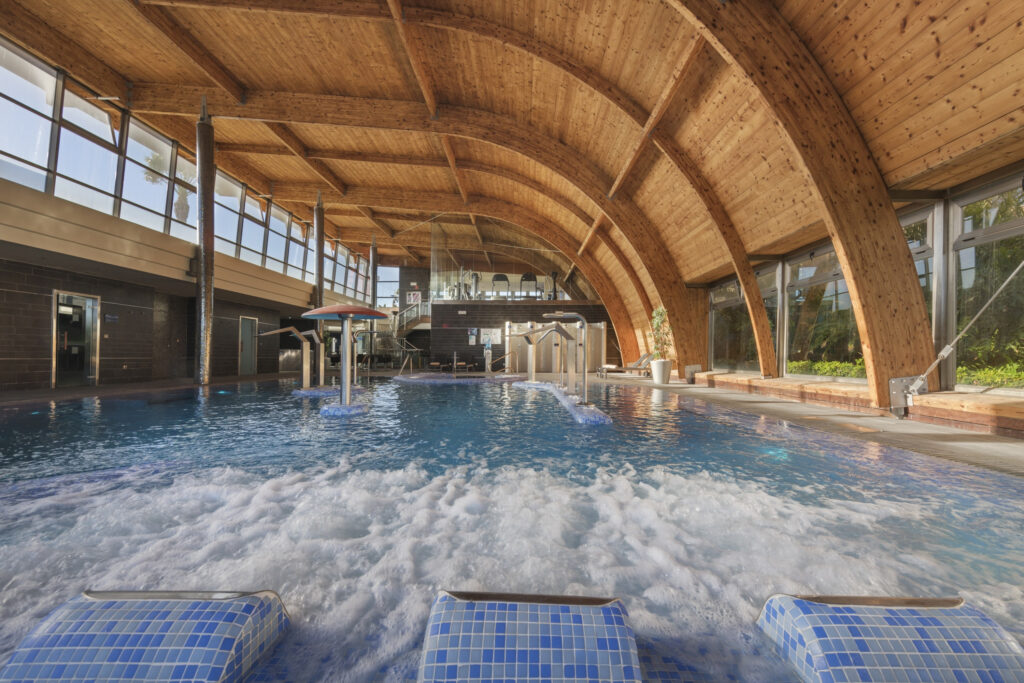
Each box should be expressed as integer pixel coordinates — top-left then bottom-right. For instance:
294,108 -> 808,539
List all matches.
195,99 -> 215,385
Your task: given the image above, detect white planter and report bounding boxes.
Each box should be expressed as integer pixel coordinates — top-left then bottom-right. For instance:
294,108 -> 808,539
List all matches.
650,359 -> 672,384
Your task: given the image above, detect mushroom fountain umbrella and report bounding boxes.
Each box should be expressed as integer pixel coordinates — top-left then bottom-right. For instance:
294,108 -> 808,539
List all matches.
301,304 -> 387,408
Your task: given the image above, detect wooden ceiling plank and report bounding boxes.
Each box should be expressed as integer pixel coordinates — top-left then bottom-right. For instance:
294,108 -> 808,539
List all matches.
440,134 -> 469,203
0,2 -> 130,104
139,0 -> 389,19
128,1 -> 246,103
264,121 -> 349,197
608,36 -> 704,199
385,0 -> 437,117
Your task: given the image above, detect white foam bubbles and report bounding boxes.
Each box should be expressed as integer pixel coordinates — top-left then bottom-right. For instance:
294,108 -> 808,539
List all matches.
2,456 -> 1021,681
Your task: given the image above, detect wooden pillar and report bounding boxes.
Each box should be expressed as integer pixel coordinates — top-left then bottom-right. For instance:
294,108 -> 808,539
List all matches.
194,99 -> 215,385
669,0 -> 936,405
314,193 -> 325,310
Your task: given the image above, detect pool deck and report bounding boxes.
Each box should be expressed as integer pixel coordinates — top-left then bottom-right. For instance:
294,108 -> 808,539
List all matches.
2,369 -> 1021,477
592,372 -> 1024,477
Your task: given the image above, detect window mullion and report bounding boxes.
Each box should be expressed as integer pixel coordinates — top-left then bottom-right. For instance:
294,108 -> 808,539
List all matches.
112,112 -> 130,218
44,71 -> 66,195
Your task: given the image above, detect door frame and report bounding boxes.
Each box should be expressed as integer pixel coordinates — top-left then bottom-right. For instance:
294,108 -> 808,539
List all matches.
51,289 -> 102,388
238,315 -> 259,376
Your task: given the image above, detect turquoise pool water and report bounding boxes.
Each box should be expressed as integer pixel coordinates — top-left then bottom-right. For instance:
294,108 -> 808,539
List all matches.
1,380 -> 1022,680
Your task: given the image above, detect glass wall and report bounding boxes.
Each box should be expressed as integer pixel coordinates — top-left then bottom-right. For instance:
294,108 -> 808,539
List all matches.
376,266 -> 400,309
709,268 -> 778,372
952,183 -> 1024,388
0,37 -> 372,304
785,249 -> 865,378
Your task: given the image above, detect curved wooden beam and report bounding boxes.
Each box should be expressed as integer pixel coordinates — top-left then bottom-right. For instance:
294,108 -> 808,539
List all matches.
653,131 -> 777,377
130,85 -> 702,367
273,184 -> 640,361
667,0 -> 935,406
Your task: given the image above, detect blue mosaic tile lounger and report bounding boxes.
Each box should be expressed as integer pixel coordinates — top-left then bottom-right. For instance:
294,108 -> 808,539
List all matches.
0,590 -> 289,682
757,594 -> 1024,683
419,591 -> 641,682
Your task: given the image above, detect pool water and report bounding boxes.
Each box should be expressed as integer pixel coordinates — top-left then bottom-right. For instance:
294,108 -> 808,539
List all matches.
1,380 -> 1022,681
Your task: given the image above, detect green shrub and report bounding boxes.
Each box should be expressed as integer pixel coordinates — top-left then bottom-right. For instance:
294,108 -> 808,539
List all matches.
787,358 -> 867,378
956,362 -> 1024,388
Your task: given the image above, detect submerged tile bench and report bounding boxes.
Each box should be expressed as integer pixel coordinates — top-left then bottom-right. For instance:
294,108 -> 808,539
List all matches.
419,591 -> 641,682
0,590 -> 289,682
758,594 -> 1024,683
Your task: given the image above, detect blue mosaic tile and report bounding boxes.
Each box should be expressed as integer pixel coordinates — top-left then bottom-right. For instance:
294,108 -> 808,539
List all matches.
418,592 -> 640,682
757,594 -> 1024,683
0,591 -> 289,682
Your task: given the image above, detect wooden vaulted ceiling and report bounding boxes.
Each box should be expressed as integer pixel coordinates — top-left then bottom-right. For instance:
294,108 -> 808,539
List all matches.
2,0 -> 1023,390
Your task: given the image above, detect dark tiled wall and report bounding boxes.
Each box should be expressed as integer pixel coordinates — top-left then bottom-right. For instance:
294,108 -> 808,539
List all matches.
0,260 -> 167,391
398,267 -> 430,307
0,259 -> 281,392
210,301 -> 281,378
430,301 -> 613,368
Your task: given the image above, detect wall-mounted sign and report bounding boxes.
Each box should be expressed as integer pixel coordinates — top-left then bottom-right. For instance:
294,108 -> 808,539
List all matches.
479,328 -> 503,346
406,291 -> 421,304
104,314 -> 119,323
458,310 -> 467,315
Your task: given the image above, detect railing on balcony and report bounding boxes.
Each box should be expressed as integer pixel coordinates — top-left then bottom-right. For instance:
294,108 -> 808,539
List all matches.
396,300 -> 430,333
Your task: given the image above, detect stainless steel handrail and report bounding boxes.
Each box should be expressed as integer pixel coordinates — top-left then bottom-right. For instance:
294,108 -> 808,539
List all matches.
488,351 -> 517,373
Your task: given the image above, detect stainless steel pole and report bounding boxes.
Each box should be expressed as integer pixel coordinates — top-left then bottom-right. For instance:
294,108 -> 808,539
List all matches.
195,98 -> 215,386
341,317 -> 352,405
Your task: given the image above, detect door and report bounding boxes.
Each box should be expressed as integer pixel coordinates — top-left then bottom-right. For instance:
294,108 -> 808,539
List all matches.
239,316 -> 258,376
53,292 -> 100,387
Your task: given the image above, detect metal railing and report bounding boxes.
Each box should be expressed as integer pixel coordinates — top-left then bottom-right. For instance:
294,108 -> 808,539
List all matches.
488,351 -> 518,373
396,300 -> 430,332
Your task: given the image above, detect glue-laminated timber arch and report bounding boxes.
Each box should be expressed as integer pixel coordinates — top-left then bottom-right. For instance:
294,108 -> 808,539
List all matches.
129,86 -> 705,367
668,0 -> 936,406
274,185 -> 639,361
653,132 -> 777,377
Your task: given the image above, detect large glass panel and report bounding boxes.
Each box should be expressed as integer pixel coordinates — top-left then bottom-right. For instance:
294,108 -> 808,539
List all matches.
710,281 -> 740,304
240,217 -> 265,253
955,235 -> 1024,387
54,178 -> 113,214
788,250 -> 840,283
55,128 -> 117,212
175,153 -> 196,184
244,192 -> 265,221
214,171 -> 243,210
961,187 -> 1024,234
126,120 -> 171,174
171,182 -> 196,226
269,204 -> 289,234
169,220 -> 196,243
120,158 -> 169,216
266,230 -> 286,261
786,278 -> 864,377
61,86 -> 120,145
712,303 -> 758,372
0,43 -> 56,115
214,203 -> 240,244
0,97 -> 50,179
119,203 -> 165,232
903,218 -> 928,248
286,239 -> 305,268
0,154 -> 46,191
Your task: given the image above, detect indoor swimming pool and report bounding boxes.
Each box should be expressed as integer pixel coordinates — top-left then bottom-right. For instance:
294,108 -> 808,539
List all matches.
1,380 -> 1022,681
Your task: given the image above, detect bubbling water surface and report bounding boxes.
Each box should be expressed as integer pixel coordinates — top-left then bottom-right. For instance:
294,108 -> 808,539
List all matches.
1,381 -> 1022,681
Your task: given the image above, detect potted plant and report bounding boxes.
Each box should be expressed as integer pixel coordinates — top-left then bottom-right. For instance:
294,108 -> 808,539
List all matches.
650,306 -> 673,384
